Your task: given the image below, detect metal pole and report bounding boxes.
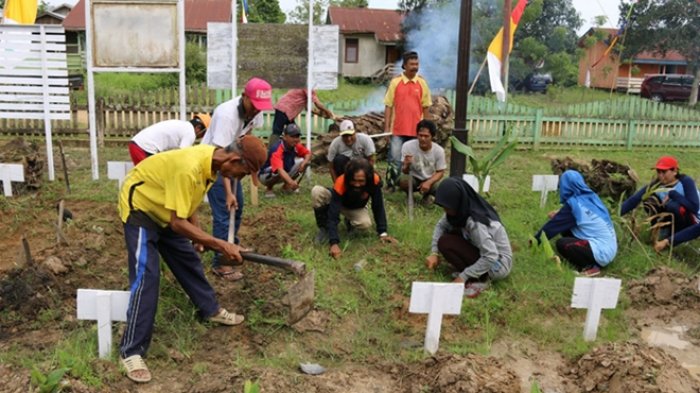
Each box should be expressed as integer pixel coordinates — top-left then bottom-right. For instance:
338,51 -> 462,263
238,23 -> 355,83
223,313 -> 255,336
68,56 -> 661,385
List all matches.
84,0 -> 99,180
502,0 -> 511,103
178,0 -> 186,119
449,0 -> 473,177
231,0 -> 237,94
306,0 -> 314,153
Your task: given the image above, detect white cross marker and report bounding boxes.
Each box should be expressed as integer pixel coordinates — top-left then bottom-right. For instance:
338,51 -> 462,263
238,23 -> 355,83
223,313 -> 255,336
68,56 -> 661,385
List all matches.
462,174 -> 491,193
571,277 -> 621,341
0,163 -> 25,197
107,161 -> 134,188
77,289 -> 130,358
532,175 -> 559,208
409,282 -> 464,354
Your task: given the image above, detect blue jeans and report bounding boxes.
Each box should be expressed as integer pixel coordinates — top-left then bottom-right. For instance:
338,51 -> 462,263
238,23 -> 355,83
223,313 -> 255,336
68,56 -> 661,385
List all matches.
389,135 -> 415,168
207,174 -> 243,268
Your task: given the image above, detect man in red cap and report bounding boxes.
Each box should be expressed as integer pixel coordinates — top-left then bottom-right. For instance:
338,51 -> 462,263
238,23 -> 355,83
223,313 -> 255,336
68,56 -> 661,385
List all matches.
201,77 -> 273,280
621,155 -> 700,244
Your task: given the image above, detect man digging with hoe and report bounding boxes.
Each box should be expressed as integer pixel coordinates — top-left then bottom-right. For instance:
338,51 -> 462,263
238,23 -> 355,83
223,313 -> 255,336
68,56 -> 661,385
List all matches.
117,135 -> 267,383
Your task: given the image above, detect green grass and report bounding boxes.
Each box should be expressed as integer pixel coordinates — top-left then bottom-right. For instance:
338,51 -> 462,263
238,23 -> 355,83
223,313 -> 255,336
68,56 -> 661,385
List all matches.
510,85 -> 625,107
3,143 -> 700,387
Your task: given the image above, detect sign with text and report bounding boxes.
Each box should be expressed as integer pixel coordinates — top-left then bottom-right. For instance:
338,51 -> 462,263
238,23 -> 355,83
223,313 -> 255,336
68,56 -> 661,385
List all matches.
207,23 -> 338,89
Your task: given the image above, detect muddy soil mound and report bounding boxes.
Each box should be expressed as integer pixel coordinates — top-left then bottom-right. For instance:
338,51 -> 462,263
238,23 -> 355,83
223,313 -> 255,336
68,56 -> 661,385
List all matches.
627,267 -> 700,308
0,138 -> 44,193
563,341 -> 700,393
551,157 -> 637,201
394,354 -> 520,393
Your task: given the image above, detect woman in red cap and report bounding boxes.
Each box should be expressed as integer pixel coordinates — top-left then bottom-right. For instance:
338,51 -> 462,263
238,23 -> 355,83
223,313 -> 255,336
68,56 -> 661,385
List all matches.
620,155 -> 700,244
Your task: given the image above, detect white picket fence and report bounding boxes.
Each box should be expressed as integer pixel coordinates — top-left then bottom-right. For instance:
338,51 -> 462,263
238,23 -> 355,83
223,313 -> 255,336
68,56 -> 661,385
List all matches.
0,24 -> 70,180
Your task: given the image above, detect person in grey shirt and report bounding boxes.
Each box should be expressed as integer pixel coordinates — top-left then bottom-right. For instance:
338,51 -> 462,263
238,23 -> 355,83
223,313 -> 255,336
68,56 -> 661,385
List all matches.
327,120 -> 376,181
425,177 -> 513,298
399,119 -> 446,205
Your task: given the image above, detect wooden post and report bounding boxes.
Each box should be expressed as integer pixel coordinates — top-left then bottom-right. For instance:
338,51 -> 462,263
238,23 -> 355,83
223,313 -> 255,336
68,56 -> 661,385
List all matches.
533,109 -> 543,149
96,98 -> 105,148
626,120 -> 636,150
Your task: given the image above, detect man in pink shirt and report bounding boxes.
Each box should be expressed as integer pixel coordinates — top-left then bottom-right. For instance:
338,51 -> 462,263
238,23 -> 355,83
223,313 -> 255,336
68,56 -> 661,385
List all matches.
271,89 -> 335,146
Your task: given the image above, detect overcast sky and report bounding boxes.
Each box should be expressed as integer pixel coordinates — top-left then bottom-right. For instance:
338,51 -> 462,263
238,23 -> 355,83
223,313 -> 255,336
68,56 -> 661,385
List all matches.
47,0 -> 622,35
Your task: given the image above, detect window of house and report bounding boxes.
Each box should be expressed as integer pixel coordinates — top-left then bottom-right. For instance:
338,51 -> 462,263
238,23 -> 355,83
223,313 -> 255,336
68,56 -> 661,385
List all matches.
345,38 -> 358,64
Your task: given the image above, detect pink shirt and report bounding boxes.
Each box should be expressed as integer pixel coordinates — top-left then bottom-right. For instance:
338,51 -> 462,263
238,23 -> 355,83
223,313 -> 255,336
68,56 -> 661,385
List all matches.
274,89 -> 321,120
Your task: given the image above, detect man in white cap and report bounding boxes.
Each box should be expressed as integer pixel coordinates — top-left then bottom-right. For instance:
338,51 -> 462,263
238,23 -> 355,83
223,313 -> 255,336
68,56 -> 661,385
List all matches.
326,120 -> 376,181
201,77 -> 273,280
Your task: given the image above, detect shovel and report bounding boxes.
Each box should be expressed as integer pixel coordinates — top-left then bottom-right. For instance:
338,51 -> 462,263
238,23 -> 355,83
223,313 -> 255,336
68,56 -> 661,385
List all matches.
240,252 -> 315,324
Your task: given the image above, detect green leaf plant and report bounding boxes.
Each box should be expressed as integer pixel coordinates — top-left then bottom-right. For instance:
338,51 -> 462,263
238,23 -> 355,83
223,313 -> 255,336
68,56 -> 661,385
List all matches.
449,129 -> 518,193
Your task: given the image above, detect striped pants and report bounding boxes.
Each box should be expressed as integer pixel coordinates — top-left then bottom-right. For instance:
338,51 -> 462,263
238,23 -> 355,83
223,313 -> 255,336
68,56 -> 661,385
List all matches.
119,221 -> 219,358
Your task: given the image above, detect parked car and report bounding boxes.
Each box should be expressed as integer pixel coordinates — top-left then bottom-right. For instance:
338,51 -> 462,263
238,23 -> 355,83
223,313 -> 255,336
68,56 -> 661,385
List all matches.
640,74 -> 697,102
515,73 -> 553,93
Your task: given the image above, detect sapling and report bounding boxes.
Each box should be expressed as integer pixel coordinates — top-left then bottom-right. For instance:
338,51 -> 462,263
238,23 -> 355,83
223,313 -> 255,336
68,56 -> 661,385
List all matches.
449,129 -> 518,193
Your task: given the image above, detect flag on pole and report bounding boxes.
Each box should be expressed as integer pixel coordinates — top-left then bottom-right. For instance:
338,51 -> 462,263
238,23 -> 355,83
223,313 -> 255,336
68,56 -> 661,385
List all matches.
2,0 -> 38,24
591,1 -> 636,69
487,0 -> 527,102
241,0 -> 249,23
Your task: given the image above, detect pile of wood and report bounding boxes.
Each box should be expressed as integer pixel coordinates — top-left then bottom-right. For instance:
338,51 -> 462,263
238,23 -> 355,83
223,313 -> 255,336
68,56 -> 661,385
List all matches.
311,95 -> 454,166
0,138 -> 44,193
551,157 -> 638,202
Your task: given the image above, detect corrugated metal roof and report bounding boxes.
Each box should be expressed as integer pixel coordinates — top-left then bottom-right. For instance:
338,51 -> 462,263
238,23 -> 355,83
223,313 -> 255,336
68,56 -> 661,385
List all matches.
327,6 -> 404,43
63,0 -> 231,32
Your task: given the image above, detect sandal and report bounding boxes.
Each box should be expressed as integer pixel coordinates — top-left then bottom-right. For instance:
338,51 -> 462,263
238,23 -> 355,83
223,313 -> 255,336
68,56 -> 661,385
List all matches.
209,308 -> 245,326
121,355 -> 152,383
212,266 -> 244,281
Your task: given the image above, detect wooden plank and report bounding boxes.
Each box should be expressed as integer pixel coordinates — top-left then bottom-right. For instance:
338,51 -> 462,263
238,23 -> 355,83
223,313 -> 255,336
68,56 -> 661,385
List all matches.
0,68 -> 68,77
0,111 -> 70,120
0,77 -> 68,86
0,94 -> 70,104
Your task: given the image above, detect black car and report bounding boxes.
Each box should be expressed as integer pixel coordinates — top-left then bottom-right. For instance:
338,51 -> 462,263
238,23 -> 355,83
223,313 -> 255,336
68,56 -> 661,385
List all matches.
640,74 -> 697,102
517,73 -> 553,93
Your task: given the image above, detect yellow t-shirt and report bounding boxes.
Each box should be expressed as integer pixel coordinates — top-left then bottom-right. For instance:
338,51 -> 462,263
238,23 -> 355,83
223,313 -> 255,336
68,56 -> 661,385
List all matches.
118,145 -> 217,227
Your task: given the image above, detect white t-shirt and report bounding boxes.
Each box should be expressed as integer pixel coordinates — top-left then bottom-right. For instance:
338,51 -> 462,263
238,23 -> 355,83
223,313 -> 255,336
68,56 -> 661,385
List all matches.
327,133 -> 376,161
400,139 -> 446,181
201,96 -> 264,148
131,119 -> 196,154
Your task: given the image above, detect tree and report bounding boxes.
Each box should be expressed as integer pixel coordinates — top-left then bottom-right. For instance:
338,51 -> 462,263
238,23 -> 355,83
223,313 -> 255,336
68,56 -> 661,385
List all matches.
247,0 -> 286,23
621,0 -> 700,106
288,0 -> 328,24
511,0 -> 583,86
331,0 -> 368,7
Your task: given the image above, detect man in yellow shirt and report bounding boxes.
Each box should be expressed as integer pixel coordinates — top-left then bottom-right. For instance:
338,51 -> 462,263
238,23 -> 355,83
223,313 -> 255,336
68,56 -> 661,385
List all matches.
117,135 -> 267,384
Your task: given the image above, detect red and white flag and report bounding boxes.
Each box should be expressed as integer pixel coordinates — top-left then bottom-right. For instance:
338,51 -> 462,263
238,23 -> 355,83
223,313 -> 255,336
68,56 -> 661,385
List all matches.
487,0 -> 527,102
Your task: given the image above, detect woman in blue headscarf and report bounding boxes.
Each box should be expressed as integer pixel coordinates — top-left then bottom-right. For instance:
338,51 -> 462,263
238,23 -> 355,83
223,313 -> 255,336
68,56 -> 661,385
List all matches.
534,170 -> 617,277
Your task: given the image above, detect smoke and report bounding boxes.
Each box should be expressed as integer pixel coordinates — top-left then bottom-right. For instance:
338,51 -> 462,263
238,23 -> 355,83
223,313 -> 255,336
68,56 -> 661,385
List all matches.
403,0 -> 494,90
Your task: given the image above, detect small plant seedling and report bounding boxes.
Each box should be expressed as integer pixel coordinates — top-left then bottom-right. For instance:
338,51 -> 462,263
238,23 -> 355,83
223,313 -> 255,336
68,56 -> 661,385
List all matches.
449,129 -> 518,192
31,367 -> 69,393
244,380 -> 261,393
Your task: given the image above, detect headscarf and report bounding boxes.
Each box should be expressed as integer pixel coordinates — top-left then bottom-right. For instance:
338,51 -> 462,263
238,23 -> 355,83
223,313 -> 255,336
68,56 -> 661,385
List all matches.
435,177 -> 501,228
559,170 -> 612,226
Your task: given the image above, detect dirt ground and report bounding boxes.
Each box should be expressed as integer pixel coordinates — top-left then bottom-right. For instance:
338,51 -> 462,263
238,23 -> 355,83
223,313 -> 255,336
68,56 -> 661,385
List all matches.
2,196 -> 700,392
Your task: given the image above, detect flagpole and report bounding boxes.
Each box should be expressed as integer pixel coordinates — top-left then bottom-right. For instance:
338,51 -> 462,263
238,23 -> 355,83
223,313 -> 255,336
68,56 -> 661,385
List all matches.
449,0 -> 473,177
468,56 -> 487,96
501,0 -> 511,103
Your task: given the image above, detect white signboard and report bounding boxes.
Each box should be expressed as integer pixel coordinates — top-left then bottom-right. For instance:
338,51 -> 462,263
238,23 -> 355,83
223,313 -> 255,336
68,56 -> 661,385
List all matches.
76,289 -> 130,358
571,277 -> 621,341
207,23 -> 338,89
409,282 -> 464,354
92,0 -> 179,67
462,174 -> 491,193
532,174 -> 559,208
107,161 -> 134,187
311,25 -> 339,90
0,163 -> 25,197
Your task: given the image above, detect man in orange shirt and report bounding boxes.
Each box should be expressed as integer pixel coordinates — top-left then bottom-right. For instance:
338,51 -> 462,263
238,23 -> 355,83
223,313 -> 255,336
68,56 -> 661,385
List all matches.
384,51 -> 432,190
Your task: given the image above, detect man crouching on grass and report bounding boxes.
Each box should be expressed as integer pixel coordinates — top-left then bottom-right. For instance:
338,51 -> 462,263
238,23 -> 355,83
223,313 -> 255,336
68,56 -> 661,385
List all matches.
117,135 -> 267,383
